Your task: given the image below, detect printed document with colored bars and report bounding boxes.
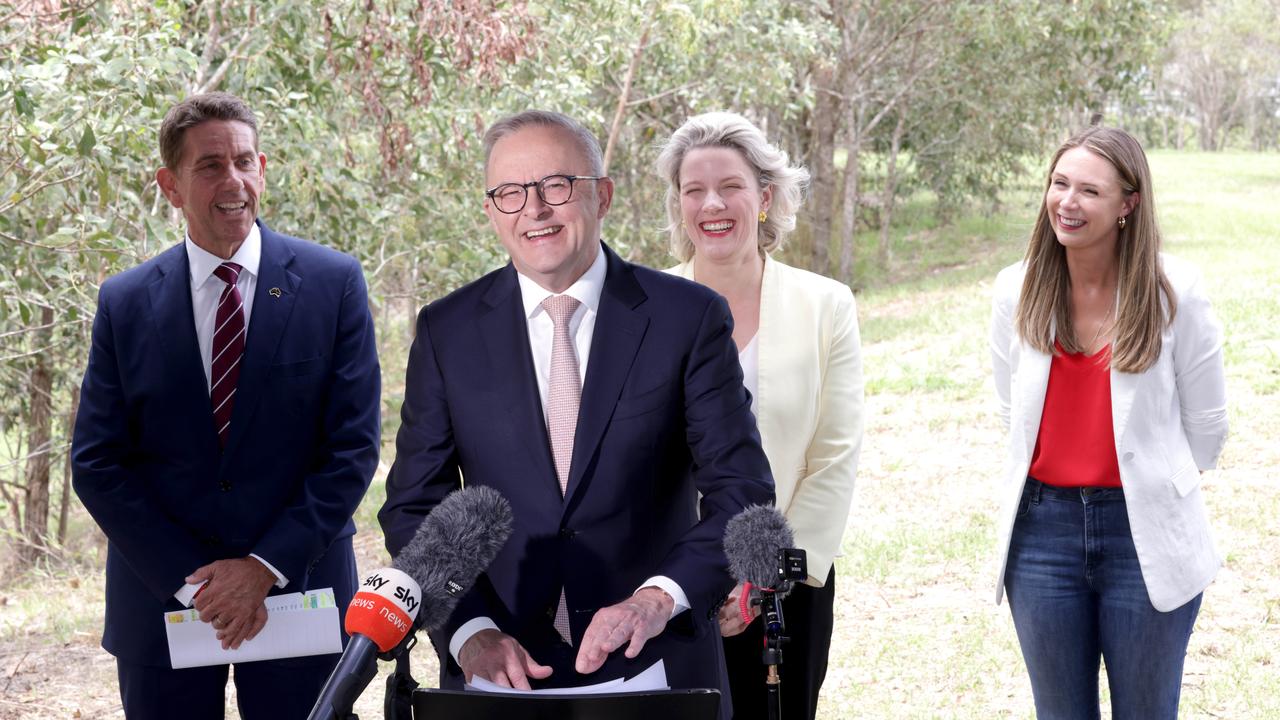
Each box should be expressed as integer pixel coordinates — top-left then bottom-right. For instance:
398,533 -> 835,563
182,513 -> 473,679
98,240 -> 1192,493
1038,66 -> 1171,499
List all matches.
164,588 -> 342,669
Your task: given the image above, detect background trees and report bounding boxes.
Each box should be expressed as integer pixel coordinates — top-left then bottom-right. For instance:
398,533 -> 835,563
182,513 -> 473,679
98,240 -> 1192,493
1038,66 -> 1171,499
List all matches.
1,0 -> 1276,567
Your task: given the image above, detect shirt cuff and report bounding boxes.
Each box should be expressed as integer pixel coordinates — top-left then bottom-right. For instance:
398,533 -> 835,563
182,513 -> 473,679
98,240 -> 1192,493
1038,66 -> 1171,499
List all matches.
174,581 -> 206,607
449,616 -> 500,665
249,553 -> 289,588
638,576 -> 689,619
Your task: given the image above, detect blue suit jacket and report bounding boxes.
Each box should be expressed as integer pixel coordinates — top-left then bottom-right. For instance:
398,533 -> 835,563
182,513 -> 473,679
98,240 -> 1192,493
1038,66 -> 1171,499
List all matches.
71,220 -> 381,665
379,244 -> 773,717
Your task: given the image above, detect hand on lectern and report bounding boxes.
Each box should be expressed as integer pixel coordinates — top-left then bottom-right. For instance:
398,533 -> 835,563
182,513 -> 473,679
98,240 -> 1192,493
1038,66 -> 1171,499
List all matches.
574,586 -> 673,674
459,628 -> 553,690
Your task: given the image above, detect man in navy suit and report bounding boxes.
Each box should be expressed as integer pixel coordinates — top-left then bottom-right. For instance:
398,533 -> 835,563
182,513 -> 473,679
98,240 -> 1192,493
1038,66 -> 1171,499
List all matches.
71,92 -> 380,718
378,110 -> 773,719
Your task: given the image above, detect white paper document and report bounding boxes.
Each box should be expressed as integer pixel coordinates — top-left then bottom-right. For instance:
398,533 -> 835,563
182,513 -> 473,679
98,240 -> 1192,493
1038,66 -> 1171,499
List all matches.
164,588 -> 342,669
466,659 -> 669,695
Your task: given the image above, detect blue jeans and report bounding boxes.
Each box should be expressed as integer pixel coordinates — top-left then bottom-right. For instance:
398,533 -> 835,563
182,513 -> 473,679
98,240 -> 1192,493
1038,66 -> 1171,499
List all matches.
1005,478 -> 1202,720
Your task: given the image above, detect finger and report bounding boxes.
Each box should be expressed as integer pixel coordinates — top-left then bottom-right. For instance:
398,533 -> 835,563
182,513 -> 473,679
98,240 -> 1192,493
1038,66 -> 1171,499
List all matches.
218,616 -> 244,649
524,656 -> 553,680
623,621 -> 651,659
185,563 -> 216,585
244,607 -> 268,642
574,645 -> 599,675
490,671 -> 512,688
504,657 -> 531,691
574,636 -> 610,674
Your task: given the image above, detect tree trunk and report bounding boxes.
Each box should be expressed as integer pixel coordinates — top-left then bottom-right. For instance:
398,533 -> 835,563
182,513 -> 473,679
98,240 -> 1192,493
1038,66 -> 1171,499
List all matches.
878,111 -> 906,271
58,385 -> 79,545
602,2 -> 657,175
21,305 -> 55,564
838,127 -> 862,285
807,63 -> 840,276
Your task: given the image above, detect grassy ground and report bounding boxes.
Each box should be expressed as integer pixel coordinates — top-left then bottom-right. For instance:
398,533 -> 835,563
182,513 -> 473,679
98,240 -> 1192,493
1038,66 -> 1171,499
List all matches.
0,150 -> 1276,718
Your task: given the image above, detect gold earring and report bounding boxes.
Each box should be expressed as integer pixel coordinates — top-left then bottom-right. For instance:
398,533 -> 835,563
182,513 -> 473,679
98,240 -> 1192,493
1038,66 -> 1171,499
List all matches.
1118,216 -> 1126,229
758,210 -> 768,223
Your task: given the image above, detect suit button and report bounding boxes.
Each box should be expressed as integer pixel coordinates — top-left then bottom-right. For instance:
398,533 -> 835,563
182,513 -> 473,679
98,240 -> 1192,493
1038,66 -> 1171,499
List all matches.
559,528 -> 576,539
1122,452 -> 1134,463
220,481 -> 231,492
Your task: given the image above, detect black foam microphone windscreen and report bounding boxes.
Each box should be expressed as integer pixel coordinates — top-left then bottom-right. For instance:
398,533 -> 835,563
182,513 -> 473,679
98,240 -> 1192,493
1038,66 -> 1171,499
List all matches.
723,504 -> 795,589
391,484 -> 514,631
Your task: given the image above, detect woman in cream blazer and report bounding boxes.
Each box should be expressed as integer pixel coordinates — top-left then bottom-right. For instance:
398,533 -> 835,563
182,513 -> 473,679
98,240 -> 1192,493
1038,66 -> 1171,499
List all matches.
989,125 -> 1227,719
659,112 -> 863,720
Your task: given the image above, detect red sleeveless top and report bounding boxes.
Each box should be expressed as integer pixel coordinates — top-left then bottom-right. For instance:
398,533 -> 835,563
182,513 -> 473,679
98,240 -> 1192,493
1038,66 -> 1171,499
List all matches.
1028,342 -> 1122,488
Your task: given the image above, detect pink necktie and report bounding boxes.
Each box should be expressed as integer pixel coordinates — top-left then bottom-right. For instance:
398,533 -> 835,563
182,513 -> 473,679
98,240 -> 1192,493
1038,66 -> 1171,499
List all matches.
211,262 -> 246,449
542,294 -> 581,643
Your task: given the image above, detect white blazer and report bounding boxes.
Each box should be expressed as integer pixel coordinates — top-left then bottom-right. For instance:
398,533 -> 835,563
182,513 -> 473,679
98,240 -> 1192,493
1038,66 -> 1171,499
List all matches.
670,256 -> 864,586
989,254 -> 1228,611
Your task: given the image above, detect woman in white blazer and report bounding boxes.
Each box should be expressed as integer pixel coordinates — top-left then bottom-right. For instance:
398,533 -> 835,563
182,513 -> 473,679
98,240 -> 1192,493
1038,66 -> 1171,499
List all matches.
658,112 -> 863,720
989,125 -> 1227,720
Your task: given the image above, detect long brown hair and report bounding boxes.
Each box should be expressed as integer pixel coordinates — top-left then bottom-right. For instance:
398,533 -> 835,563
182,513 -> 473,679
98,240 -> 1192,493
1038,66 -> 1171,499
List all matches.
1015,126 -> 1175,373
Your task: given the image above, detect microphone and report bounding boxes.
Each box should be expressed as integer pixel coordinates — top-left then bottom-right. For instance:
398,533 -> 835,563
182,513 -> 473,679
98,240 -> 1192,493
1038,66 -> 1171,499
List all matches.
308,485 -> 514,720
722,505 -> 807,626
723,504 -> 798,590
722,504 -> 808,718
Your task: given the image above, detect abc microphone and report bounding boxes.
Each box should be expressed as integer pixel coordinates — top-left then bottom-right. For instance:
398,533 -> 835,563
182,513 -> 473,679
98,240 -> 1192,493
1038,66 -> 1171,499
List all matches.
308,485 -> 514,720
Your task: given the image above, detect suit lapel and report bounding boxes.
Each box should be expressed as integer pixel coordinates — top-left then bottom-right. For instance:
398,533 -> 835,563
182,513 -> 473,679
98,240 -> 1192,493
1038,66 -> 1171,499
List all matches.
147,244 -> 218,454
1019,344 -> 1052,459
221,224 -> 300,463
754,256 -> 779,454
477,266 -> 560,495
1110,365 -> 1140,450
566,247 -> 649,504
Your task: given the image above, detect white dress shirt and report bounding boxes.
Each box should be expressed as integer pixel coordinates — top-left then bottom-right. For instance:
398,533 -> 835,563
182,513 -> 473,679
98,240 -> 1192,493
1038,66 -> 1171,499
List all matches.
173,225 -> 287,606
449,243 -> 690,662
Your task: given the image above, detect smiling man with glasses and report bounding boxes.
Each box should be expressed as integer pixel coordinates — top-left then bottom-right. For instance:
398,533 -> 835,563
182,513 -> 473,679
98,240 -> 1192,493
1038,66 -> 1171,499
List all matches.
379,110 -> 773,720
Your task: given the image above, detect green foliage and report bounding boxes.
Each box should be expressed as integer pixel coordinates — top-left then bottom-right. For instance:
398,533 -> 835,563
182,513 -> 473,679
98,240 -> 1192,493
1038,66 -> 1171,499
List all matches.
0,0 -> 1250,559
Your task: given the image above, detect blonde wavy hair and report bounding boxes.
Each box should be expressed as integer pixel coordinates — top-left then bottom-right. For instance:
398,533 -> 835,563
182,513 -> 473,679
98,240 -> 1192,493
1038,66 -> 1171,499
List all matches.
1016,125 -> 1176,373
655,112 -> 809,262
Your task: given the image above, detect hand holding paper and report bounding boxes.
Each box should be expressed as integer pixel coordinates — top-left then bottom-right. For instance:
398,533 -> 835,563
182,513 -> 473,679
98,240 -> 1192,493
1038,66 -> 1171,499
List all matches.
165,589 -> 341,669
187,556 -> 278,649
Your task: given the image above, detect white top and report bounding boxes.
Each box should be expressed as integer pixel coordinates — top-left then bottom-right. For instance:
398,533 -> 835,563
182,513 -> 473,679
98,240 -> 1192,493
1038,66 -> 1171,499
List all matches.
989,254 -> 1229,611
668,256 -> 864,587
738,333 -> 759,416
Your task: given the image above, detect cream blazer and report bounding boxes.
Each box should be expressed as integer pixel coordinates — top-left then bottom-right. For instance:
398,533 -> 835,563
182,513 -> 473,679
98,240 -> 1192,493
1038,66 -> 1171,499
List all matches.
669,256 -> 864,586
989,254 -> 1229,611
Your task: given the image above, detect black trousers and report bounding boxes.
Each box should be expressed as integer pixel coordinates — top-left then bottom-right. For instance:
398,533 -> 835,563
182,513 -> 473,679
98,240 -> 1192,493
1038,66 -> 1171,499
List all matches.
722,567 -> 836,720
116,652 -> 340,720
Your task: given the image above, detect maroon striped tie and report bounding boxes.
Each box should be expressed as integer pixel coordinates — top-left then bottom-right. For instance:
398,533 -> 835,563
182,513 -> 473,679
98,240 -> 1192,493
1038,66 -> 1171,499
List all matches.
210,262 -> 246,449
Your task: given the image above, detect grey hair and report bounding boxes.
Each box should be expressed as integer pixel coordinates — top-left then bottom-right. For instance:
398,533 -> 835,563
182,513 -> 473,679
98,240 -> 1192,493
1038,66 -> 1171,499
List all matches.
482,110 -> 604,177
656,111 -> 809,262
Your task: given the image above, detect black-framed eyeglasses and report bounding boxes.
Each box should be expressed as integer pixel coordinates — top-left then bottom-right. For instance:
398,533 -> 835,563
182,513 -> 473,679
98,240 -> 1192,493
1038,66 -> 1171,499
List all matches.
485,174 -> 604,214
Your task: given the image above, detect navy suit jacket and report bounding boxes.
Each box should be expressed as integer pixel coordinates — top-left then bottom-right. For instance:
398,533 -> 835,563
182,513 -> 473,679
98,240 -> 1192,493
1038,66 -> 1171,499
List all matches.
71,220 -> 381,665
379,244 -> 773,717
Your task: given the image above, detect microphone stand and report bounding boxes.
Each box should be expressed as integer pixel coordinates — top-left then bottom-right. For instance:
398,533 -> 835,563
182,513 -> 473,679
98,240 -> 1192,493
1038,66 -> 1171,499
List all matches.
742,581 -> 790,720
758,586 -> 788,720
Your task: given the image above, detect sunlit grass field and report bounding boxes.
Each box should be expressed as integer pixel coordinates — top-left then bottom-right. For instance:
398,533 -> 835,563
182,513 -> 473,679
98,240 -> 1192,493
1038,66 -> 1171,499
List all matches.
0,151 -> 1276,718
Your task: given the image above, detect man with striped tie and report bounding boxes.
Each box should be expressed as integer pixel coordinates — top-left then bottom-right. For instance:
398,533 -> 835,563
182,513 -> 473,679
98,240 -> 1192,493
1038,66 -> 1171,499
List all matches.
71,92 -> 381,718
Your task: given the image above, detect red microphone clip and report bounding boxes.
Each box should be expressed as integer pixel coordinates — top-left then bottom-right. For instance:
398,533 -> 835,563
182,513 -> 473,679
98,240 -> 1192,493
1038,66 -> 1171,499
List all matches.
738,581 -> 755,625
